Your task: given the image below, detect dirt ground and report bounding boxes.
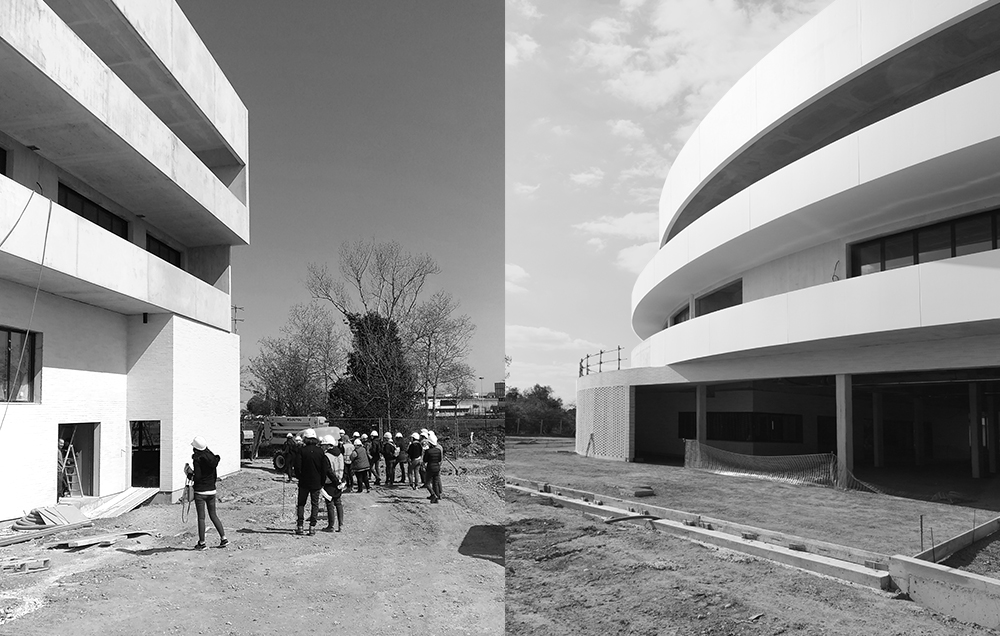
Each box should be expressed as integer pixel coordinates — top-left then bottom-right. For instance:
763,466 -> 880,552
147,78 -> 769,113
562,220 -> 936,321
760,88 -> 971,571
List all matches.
0,457 -> 504,636
506,437 -> 1000,635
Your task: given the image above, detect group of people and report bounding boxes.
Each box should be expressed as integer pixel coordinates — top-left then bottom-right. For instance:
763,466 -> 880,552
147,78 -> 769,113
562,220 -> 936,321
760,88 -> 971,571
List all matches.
281,427 -> 446,536
182,427 -> 446,548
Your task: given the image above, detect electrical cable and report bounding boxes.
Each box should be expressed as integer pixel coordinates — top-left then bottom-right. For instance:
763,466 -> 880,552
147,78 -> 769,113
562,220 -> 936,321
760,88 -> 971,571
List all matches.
0,188 -> 50,438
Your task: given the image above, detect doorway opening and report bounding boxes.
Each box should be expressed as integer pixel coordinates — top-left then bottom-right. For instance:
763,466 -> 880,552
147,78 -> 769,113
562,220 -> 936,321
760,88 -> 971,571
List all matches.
130,420 -> 160,488
58,422 -> 98,496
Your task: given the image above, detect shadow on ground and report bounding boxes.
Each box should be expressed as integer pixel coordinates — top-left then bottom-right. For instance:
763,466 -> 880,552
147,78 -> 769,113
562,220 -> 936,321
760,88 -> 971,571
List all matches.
459,524 -> 504,566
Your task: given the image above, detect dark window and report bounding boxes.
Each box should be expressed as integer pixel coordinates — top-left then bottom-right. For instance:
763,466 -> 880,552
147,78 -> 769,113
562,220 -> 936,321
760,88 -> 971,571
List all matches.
696,280 -> 742,317
917,225 -> 951,263
851,208 -> 1000,277
0,147 -> 7,177
671,305 -> 690,327
677,411 -> 803,443
955,214 -> 993,256
58,184 -> 128,240
883,233 -> 914,270
146,234 -> 181,268
2,327 -> 36,402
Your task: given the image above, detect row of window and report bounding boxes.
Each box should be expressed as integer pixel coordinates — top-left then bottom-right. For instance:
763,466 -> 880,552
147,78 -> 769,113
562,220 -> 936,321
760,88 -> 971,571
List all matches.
850,207 -> 1000,277
678,411 -> 804,443
666,207 -> 1000,330
1,327 -> 36,403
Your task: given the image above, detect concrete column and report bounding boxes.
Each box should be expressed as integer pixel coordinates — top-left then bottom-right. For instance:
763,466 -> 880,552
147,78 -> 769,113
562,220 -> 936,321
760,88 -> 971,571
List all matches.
913,398 -> 925,466
989,393 -> 997,474
873,391 -> 884,469
970,383 -> 981,479
836,374 -> 853,486
696,384 -> 708,445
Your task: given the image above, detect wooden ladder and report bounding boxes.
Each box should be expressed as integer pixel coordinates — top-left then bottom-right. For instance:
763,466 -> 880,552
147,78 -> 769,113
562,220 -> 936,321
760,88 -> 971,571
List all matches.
62,443 -> 84,498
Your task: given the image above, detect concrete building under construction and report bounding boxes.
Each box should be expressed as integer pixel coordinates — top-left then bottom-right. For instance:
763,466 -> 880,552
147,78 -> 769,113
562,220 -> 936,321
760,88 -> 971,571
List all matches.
0,0 -> 248,521
577,0 -> 1000,484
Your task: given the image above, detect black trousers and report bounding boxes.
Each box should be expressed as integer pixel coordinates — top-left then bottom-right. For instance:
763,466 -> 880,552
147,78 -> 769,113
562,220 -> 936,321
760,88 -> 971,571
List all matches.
296,487 -> 321,526
354,469 -> 370,492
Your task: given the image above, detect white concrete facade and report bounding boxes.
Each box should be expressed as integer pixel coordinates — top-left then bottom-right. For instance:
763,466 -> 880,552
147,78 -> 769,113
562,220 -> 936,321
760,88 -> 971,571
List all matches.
0,0 -> 246,521
580,0 -> 1000,472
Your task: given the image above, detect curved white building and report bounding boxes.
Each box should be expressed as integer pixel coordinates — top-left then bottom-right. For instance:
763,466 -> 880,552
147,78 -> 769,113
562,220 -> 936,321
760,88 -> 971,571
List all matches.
578,0 -> 1000,481
0,0 -> 247,520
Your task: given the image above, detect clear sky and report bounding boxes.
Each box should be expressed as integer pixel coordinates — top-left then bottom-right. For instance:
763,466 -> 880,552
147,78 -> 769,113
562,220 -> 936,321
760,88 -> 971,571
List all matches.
177,1 -> 503,401
505,0 -> 833,403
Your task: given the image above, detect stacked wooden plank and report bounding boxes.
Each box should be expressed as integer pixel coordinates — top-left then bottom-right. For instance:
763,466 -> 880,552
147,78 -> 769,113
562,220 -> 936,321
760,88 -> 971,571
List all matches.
2,557 -> 50,574
81,487 -> 158,519
10,504 -> 90,531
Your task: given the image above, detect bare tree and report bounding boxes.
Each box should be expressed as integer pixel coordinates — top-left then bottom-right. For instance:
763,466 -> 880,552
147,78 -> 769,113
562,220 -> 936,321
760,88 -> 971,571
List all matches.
306,239 -> 440,328
410,291 -> 477,421
244,303 -> 344,416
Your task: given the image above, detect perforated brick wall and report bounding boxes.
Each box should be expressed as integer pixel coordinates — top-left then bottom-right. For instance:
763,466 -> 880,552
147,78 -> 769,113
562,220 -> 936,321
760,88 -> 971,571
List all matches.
576,384 -> 633,460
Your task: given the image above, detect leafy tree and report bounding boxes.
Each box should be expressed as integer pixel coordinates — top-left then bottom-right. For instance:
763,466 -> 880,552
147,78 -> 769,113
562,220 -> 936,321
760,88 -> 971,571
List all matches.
328,312 -> 418,422
505,384 -> 575,437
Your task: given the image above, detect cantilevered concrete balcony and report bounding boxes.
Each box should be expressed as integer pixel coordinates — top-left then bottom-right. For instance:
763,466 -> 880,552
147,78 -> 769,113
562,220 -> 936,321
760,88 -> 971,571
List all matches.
43,0 -> 249,201
0,0 -> 248,249
660,0 -> 1000,245
634,69 -> 1000,340
0,176 -> 231,330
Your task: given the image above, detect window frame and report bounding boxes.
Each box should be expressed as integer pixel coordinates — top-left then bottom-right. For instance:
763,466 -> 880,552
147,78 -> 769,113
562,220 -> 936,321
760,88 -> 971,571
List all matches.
1,326 -> 38,403
58,183 -> 128,241
146,233 -> 182,268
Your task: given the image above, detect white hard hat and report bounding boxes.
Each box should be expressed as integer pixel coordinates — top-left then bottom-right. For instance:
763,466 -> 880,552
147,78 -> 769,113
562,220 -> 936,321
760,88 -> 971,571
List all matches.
303,428 -> 317,439
353,431 -> 360,438
428,431 -> 438,446
411,433 -> 419,440
286,433 -> 293,438
321,435 -> 336,446
394,432 -> 402,438
371,430 -> 378,437
361,433 -> 368,440
191,436 -> 207,451
384,432 -> 392,439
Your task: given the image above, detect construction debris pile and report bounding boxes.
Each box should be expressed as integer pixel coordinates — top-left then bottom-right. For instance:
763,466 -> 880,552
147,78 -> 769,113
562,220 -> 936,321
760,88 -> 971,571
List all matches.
10,504 -> 89,531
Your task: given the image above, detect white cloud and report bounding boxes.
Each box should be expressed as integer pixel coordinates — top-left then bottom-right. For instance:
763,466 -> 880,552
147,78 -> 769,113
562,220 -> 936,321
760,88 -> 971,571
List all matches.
615,241 -> 659,274
506,32 -> 539,67
573,211 -> 658,241
608,119 -> 645,139
627,185 -> 663,204
506,325 -> 601,351
586,237 -> 607,252
569,167 -> 605,187
513,182 -> 540,195
507,0 -> 543,19
550,124 -> 572,136
505,263 -> 530,294
620,0 -> 647,11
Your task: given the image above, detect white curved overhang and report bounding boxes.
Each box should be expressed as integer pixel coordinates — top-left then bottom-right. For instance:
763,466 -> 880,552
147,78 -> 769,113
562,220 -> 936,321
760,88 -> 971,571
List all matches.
661,0 -> 1000,246
0,0 -> 248,248
634,67 -> 1000,340
634,248 -> 1000,370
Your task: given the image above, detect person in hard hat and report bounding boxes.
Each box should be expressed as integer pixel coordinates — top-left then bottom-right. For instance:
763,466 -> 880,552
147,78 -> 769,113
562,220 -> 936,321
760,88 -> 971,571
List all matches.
57,438 -> 69,500
294,429 -> 326,536
423,431 -> 443,503
392,432 -> 408,484
342,434 -> 355,492
281,433 -> 296,482
350,434 -> 371,493
184,436 -> 228,549
380,431 -> 397,486
368,429 -> 383,486
320,435 -> 344,532
406,433 -> 423,490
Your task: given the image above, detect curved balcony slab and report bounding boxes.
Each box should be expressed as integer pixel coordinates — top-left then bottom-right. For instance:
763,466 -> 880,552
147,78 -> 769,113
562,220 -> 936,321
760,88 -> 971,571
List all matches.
661,0 -> 1000,244
635,69 -> 1000,339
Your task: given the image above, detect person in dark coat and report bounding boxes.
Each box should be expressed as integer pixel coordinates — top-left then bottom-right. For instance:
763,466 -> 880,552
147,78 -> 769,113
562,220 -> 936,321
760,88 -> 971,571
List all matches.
184,436 -> 228,549
368,430 -> 382,485
392,432 -> 408,483
351,440 -> 371,493
294,429 -> 327,535
281,433 -> 296,482
380,432 -> 397,486
423,433 -> 443,504
406,433 -> 423,490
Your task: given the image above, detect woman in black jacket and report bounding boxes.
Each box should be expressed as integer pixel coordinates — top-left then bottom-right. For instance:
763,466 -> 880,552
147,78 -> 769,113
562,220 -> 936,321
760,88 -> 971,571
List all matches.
184,436 -> 228,550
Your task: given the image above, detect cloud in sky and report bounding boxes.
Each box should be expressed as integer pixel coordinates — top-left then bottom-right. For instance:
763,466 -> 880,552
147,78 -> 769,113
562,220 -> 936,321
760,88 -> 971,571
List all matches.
506,32 -> 539,67
506,263 -> 530,293
608,119 -> 644,139
586,237 -> 607,252
569,167 -> 605,187
616,241 -> 659,274
513,182 -> 540,196
506,325 -> 601,351
550,124 -> 572,136
507,0 -> 543,19
573,211 -> 658,241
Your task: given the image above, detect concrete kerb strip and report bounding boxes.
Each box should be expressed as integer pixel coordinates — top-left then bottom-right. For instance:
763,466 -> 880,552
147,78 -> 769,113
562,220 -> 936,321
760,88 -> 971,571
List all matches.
912,513 -> 1000,564
890,555 -> 1000,630
506,475 -> 889,570
506,483 -> 892,591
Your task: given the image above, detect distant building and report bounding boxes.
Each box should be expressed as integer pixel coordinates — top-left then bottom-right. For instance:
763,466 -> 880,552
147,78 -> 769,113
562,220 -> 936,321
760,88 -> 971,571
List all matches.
0,1 -> 248,520
426,395 -> 501,417
578,0 -> 1000,482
